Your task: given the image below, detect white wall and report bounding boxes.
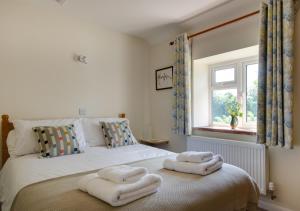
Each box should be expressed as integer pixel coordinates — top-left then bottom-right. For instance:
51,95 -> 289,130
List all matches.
148,2 -> 300,211
148,43 -> 186,152
0,0 -> 149,162
192,61 -> 209,127
192,16 -> 259,60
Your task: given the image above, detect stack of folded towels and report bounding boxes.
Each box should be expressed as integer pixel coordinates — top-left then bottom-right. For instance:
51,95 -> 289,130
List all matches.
163,151 -> 224,176
78,165 -> 162,206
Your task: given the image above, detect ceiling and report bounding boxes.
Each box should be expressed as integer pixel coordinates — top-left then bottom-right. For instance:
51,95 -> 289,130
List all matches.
57,0 -> 233,44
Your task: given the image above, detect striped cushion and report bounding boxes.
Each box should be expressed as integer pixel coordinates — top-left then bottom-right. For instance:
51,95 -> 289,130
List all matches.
32,125 -> 80,158
101,121 -> 137,148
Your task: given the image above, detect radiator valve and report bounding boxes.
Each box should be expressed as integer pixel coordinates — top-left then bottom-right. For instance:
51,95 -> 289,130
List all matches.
268,182 -> 276,200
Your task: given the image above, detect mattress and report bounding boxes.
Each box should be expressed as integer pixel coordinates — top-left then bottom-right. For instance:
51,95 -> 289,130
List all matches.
0,144 -> 173,211
0,144 -> 259,211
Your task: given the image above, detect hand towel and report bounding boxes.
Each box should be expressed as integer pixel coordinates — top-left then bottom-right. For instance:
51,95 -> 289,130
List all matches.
164,155 -> 223,176
176,151 -> 214,163
85,174 -> 162,206
98,165 -> 148,184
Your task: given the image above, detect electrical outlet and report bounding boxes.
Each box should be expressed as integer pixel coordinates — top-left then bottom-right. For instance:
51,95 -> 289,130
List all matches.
79,108 -> 87,116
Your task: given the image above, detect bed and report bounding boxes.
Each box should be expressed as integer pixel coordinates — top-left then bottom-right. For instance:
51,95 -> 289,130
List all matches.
0,115 -> 260,211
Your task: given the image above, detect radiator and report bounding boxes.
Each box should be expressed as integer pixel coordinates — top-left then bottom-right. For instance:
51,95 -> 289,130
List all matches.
187,136 -> 268,194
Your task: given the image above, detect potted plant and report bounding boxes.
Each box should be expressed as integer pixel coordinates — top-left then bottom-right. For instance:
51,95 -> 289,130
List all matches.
225,95 -> 243,129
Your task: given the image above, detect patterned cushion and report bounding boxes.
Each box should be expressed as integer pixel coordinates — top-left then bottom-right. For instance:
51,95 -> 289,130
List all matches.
100,121 -> 138,148
32,124 -> 80,158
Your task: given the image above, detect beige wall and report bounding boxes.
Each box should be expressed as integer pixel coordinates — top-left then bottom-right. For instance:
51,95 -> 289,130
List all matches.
148,6 -> 300,211
0,0 -> 149,157
148,43 -> 186,152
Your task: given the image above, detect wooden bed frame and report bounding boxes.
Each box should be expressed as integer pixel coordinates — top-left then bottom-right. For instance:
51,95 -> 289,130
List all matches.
1,115 -> 14,166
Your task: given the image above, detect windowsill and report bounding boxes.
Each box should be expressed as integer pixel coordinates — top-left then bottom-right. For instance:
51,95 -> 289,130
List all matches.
193,126 -> 257,136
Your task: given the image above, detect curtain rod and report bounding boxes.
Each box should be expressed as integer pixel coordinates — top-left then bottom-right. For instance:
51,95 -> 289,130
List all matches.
169,10 -> 260,46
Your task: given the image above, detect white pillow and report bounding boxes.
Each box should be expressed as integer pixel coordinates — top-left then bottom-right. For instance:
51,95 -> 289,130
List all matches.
13,118 -> 86,156
81,118 -> 130,147
7,130 -> 17,158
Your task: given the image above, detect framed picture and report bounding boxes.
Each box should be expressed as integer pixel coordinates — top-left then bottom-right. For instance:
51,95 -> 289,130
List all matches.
155,66 -> 173,90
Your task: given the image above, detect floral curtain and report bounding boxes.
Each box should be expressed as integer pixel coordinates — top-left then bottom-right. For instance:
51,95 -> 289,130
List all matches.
257,0 -> 297,149
172,33 -> 192,135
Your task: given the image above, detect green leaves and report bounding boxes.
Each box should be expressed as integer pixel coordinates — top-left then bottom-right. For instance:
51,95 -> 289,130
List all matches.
224,93 -> 243,118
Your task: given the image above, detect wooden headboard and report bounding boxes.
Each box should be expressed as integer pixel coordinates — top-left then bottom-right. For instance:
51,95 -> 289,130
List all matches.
1,115 -> 14,166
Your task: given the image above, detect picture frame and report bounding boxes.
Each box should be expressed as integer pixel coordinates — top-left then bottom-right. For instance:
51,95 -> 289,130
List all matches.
155,66 -> 173,90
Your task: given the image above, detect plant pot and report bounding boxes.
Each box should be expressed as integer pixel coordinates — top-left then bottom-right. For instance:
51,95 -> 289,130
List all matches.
230,116 -> 238,129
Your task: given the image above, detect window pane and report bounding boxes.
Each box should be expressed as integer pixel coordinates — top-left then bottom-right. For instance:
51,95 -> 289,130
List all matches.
212,89 -> 237,125
215,68 -> 235,83
246,64 -> 258,123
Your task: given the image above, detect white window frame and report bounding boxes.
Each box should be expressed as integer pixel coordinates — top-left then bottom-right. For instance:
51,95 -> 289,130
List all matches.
209,56 -> 258,129
211,64 -> 237,87
242,59 -> 259,129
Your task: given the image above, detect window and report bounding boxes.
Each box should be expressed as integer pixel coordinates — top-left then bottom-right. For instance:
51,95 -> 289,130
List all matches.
209,57 -> 258,129
245,63 -> 258,125
214,68 -> 235,83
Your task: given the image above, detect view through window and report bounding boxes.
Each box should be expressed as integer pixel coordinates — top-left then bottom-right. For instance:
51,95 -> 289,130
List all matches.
211,58 -> 258,129
246,64 -> 258,124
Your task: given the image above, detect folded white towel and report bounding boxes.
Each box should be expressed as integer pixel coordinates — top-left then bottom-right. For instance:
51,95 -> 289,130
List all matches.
98,165 -> 148,184
176,151 -> 214,163
78,173 -> 99,192
164,155 -> 223,176
83,174 -> 162,206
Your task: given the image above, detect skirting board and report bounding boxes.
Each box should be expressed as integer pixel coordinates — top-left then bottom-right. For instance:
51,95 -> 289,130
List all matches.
259,199 -> 294,211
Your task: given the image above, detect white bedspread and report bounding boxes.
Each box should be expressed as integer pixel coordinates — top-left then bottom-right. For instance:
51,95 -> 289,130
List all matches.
0,144 -> 173,211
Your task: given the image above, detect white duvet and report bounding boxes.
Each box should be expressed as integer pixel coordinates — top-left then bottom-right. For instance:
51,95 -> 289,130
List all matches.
0,144 -> 173,211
